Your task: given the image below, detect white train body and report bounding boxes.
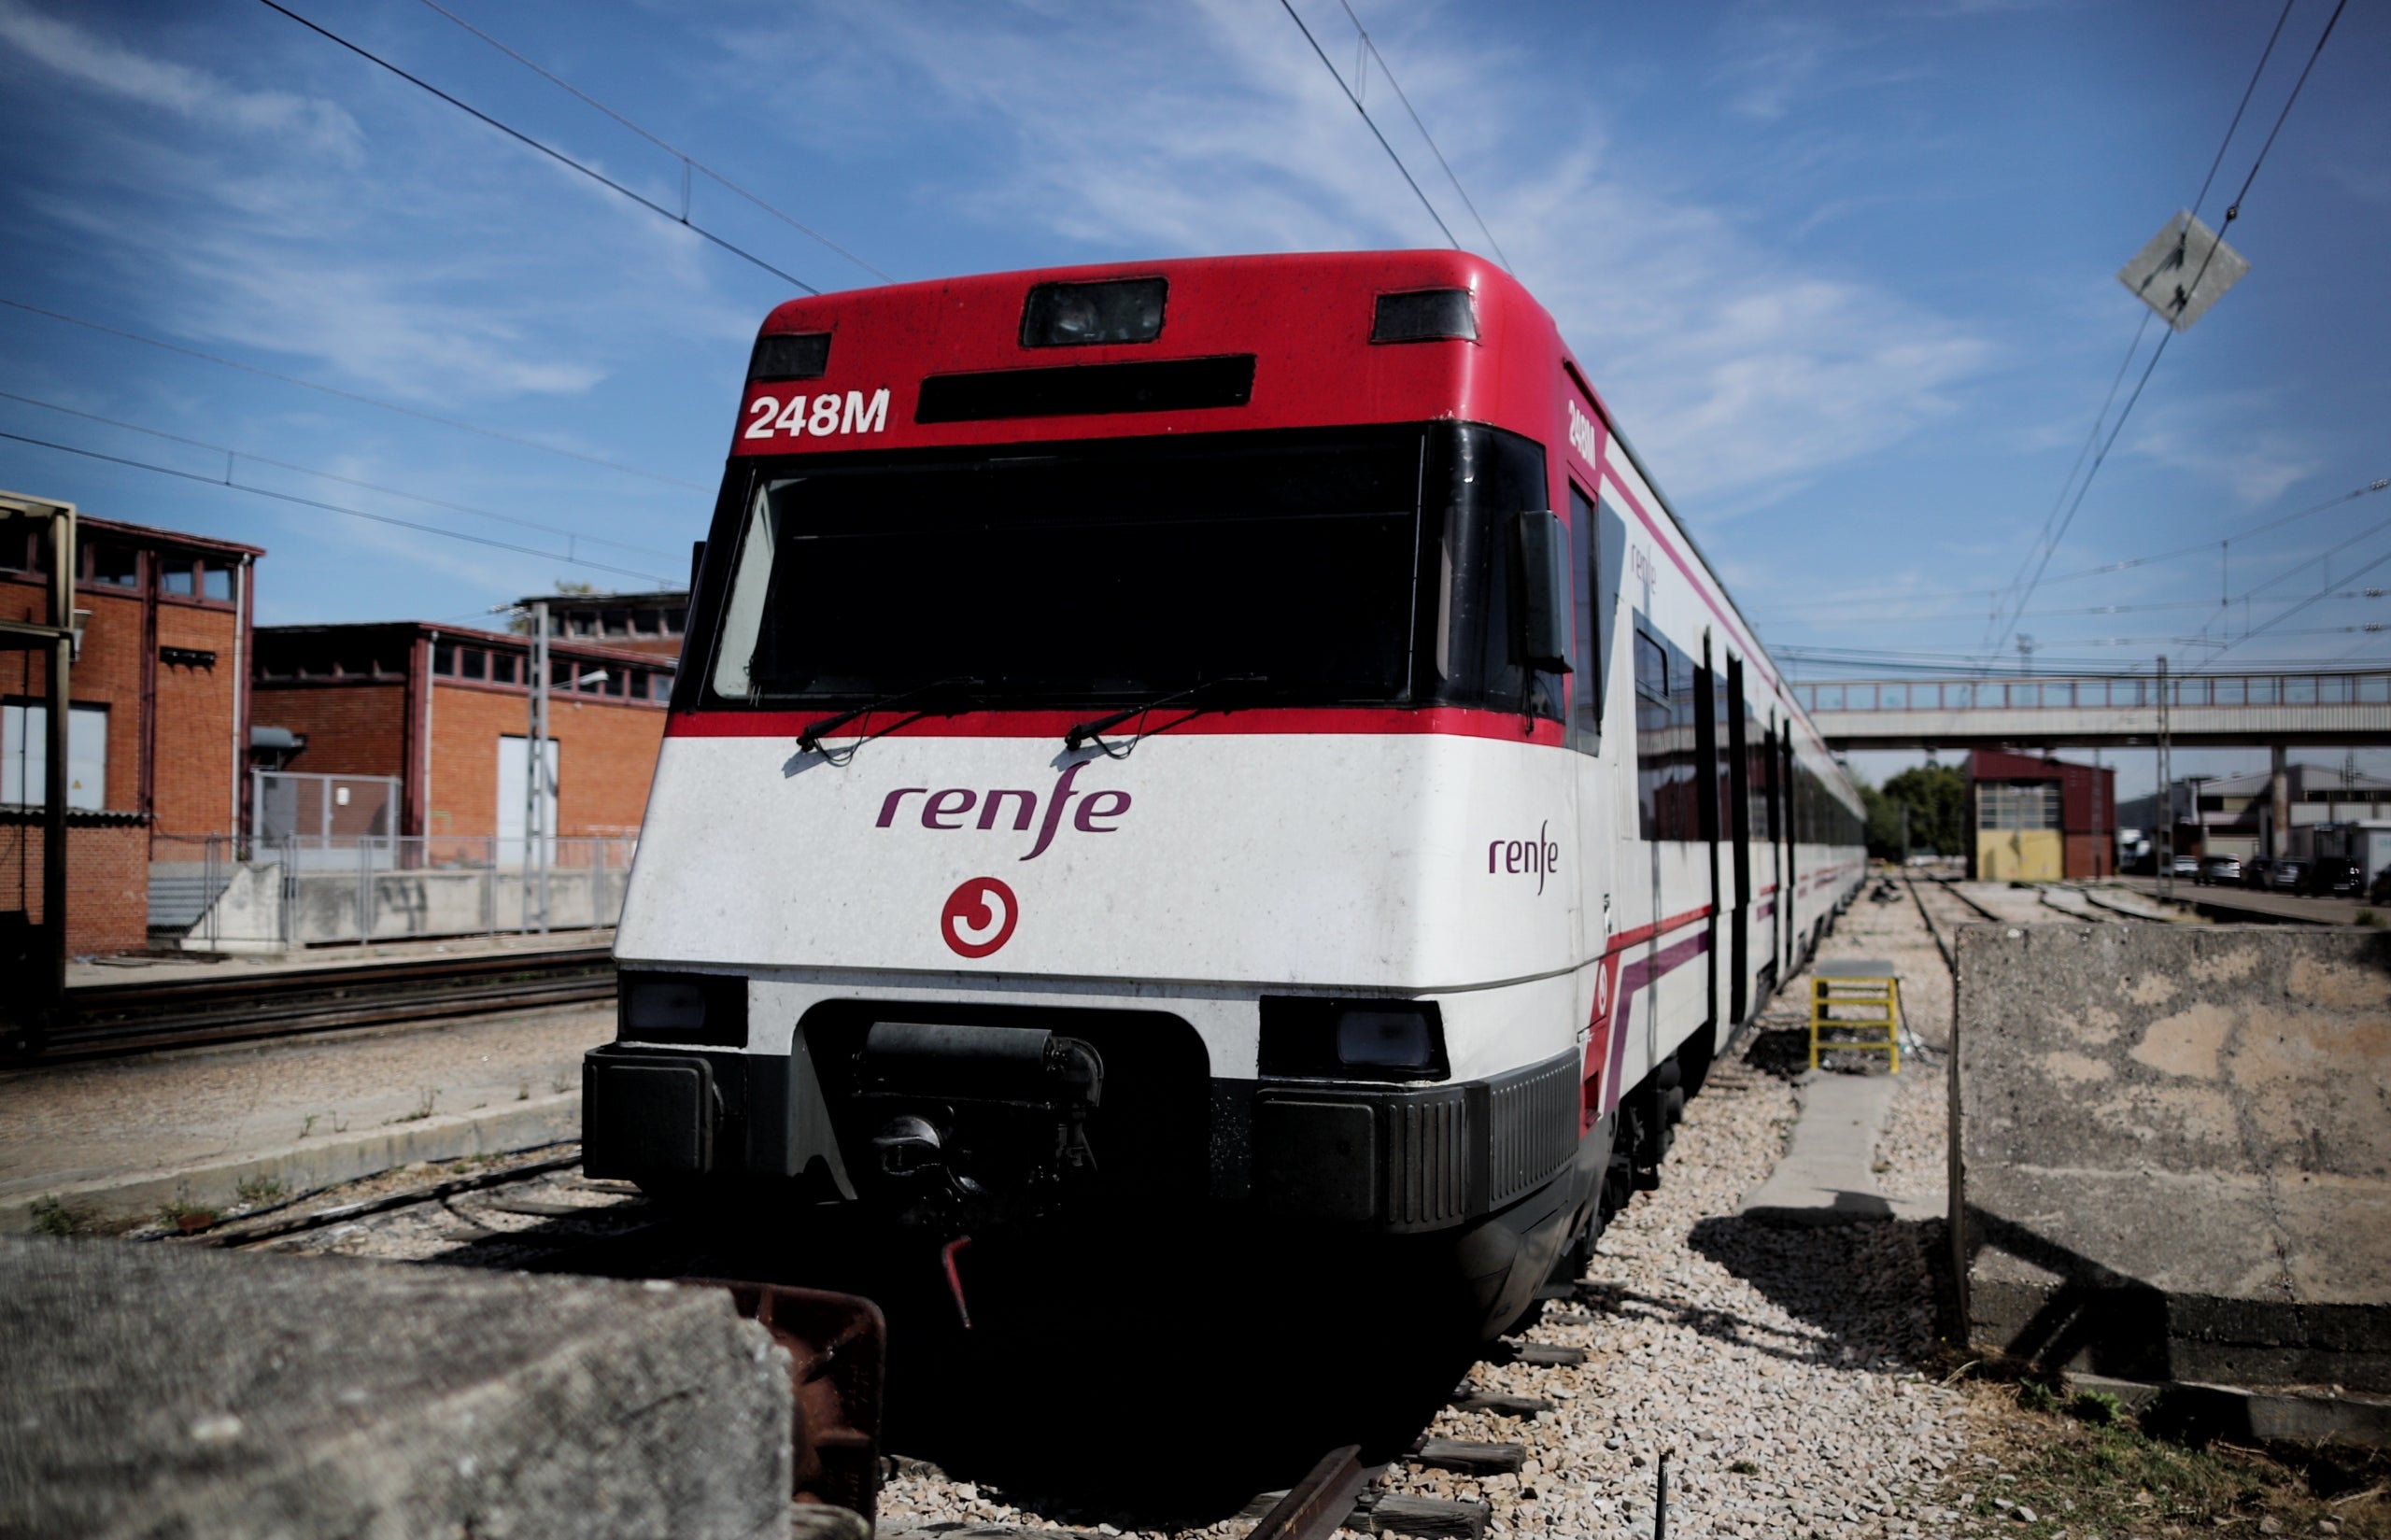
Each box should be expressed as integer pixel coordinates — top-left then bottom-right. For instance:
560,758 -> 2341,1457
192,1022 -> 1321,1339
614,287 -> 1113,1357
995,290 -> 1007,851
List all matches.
587,252 -> 1864,1334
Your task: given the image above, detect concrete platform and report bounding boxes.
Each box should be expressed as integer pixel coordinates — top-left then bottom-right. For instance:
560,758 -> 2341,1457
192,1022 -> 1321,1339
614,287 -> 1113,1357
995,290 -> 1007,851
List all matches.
1954,924 -> 2391,1391
67,926 -> 618,989
2118,874 -> 2370,926
1738,1070 -> 1939,1225
0,1003 -> 611,1232
0,1235 -> 793,1539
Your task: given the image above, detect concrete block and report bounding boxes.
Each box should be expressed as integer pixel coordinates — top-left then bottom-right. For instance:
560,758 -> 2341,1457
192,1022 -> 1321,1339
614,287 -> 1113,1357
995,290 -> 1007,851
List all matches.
0,1094 -> 583,1235
0,1235 -> 793,1539
1954,924 -> 2391,1391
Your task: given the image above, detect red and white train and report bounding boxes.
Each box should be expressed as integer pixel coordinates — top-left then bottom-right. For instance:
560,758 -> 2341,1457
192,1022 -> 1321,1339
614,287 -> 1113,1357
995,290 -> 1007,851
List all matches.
585,251 -> 1864,1336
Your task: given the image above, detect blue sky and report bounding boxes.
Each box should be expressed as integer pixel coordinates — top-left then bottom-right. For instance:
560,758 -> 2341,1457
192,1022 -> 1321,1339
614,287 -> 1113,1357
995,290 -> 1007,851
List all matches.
1,0 -> 2384,796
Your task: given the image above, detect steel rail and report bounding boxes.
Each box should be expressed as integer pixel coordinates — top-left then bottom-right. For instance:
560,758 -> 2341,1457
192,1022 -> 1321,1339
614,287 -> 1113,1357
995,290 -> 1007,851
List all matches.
21,946 -> 615,1061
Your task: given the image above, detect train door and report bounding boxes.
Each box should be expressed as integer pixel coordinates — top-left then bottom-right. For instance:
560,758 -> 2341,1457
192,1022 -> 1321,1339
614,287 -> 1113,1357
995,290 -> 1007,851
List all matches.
1566,483 -> 1623,1086
1694,637 -> 1722,1051
1779,728 -> 1798,968
1726,659 -> 1751,1027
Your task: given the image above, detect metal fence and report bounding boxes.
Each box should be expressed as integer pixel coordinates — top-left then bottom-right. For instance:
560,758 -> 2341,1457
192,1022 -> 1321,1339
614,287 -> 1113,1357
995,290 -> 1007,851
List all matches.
149,832 -> 637,950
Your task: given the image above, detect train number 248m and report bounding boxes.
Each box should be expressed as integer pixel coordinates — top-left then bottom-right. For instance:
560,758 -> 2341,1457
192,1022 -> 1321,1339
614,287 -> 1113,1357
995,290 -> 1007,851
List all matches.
743,388 -> 892,441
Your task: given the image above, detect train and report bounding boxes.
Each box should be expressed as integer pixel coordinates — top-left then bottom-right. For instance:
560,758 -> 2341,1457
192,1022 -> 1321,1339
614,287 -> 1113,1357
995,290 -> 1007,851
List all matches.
584,251 -> 1866,1338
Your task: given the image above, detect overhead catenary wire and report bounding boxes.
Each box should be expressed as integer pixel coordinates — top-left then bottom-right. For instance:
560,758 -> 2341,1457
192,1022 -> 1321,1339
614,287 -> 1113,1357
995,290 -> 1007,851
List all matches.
410,0 -> 889,284
254,0 -> 825,296
1978,0 -> 2337,663
1331,0 -> 1510,271
0,428 -> 679,586
0,297 -> 707,491
0,389 -> 683,563
1276,0 -> 1461,250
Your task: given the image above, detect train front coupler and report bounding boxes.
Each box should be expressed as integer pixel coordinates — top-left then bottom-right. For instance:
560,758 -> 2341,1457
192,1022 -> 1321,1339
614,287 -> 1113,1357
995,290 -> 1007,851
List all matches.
850,1021 -> 1105,1233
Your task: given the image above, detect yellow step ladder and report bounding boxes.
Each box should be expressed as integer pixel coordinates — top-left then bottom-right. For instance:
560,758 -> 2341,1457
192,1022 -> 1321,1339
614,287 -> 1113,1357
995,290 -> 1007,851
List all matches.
1809,959 -> 1902,1073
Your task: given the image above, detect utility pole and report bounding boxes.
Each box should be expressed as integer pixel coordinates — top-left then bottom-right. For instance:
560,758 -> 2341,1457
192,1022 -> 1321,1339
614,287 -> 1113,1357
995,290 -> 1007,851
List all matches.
2156,656 -> 2172,899
523,600 -> 551,935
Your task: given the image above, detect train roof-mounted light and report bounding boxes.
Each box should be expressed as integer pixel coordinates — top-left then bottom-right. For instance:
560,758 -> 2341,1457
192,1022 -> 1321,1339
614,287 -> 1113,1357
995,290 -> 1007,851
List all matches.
1371,289 -> 1477,344
1021,277 -> 1167,347
748,332 -> 831,382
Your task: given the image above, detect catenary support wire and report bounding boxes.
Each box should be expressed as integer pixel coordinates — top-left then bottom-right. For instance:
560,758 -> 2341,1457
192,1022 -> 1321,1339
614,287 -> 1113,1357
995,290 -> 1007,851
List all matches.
254,0 -> 824,295
0,390 -> 681,562
411,0 -> 890,283
1277,0 -> 1461,249
0,429 -> 677,586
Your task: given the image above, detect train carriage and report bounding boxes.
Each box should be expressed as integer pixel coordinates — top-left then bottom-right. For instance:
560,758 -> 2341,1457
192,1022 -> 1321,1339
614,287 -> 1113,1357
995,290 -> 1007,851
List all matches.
585,251 -> 1865,1336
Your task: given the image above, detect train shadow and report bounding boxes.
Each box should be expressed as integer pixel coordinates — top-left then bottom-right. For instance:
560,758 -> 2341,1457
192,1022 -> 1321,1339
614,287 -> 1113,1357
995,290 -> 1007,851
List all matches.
1678,1212 -> 1945,1367
697,1217 -> 1484,1529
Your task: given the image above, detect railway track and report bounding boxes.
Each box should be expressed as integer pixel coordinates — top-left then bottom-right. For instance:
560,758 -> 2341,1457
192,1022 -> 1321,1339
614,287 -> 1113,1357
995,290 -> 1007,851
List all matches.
15,945 -> 615,1061
195,1149 -> 1593,1540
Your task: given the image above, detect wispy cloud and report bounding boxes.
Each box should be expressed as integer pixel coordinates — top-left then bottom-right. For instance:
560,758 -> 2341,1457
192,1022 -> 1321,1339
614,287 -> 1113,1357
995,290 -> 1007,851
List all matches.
719,0 -> 1991,516
0,0 -> 361,159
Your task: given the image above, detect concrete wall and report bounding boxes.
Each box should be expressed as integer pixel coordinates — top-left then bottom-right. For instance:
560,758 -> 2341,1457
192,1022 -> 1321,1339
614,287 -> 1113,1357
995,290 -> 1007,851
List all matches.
0,1236 -> 793,1540
178,860 -> 625,948
1974,828 -> 2060,883
1954,924 -> 2391,1389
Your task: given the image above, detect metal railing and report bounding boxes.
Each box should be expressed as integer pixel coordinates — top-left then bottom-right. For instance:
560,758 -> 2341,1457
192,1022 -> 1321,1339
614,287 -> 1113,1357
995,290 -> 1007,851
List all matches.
149,832 -> 637,950
1796,672 -> 2391,713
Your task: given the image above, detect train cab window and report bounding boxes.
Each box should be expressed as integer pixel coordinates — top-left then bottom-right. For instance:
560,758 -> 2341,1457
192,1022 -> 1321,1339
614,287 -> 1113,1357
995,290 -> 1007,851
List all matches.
699,422 -> 1558,724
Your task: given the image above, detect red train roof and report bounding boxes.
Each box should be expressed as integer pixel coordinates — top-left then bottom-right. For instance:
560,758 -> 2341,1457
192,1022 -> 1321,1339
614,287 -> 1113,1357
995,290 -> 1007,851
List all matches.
730,249 -> 1581,457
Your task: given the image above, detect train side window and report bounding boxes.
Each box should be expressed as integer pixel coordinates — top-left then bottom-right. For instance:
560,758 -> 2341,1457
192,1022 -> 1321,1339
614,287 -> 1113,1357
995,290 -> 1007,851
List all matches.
1567,486 -> 1600,754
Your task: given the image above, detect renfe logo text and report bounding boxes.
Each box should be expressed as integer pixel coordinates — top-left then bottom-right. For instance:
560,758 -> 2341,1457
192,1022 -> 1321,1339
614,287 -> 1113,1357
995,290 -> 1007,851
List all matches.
876,762 -> 1130,862
1491,821 -> 1561,896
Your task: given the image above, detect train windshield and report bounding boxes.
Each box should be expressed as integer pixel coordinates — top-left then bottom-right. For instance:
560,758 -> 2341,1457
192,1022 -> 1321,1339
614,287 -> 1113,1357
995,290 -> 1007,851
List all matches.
698,423 -> 1553,715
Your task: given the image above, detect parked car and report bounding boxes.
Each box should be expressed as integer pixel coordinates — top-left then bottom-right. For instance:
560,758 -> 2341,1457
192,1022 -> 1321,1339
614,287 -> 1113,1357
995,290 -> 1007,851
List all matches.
2305,857 -> 2364,897
2196,855 -> 2242,886
2268,859 -> 2309,892
2370,867 -> 2391,906
2170,853 -> 2201,880
2242,857 -> 2273,889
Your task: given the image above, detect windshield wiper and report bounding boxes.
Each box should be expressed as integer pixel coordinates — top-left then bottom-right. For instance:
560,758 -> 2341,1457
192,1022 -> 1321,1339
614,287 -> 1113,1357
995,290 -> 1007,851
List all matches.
798,675 -> 982,763
1063,675 -> 1270,757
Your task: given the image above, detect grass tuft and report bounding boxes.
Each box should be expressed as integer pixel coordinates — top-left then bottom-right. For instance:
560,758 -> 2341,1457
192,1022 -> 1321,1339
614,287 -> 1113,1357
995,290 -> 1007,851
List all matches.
234,1174 -> 288,1208
29,1196 -> 91,1236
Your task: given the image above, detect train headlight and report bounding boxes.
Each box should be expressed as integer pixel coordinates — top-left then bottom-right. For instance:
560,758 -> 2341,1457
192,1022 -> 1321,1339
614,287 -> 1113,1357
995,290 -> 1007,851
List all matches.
618,972 -> 748,1046
748,332 -> 831,381
1258,996 -> 1448,1081
1371,288 -> 1477,343
1021,277 -> 1167,347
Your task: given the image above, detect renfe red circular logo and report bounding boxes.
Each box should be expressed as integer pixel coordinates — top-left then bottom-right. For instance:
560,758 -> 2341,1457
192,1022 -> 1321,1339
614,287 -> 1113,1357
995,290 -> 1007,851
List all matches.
941,877 -> 1019,958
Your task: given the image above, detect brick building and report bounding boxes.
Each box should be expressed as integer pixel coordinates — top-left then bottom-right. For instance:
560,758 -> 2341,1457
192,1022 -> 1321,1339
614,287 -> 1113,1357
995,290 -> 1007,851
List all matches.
1968,748 -> 2116,882
2,508 -> 260,954
521,589 -> 687,660
250,621 -> 675,844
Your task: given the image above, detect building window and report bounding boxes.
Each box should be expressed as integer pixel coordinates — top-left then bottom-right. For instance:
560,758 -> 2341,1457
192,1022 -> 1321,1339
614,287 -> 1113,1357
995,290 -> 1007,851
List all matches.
490,652 -> 518,685
460,649 -> 487,681
161,558 -> 196,597
203,565 -> 232,600
3,700 -> 108,810
1977,782 -> 2059,831
432,643 -> 457,676
88,543 -> 140,587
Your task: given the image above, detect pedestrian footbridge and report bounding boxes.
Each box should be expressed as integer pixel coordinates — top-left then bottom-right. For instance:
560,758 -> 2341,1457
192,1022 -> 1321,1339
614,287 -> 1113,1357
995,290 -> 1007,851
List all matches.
1800,670 -> 2391,750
